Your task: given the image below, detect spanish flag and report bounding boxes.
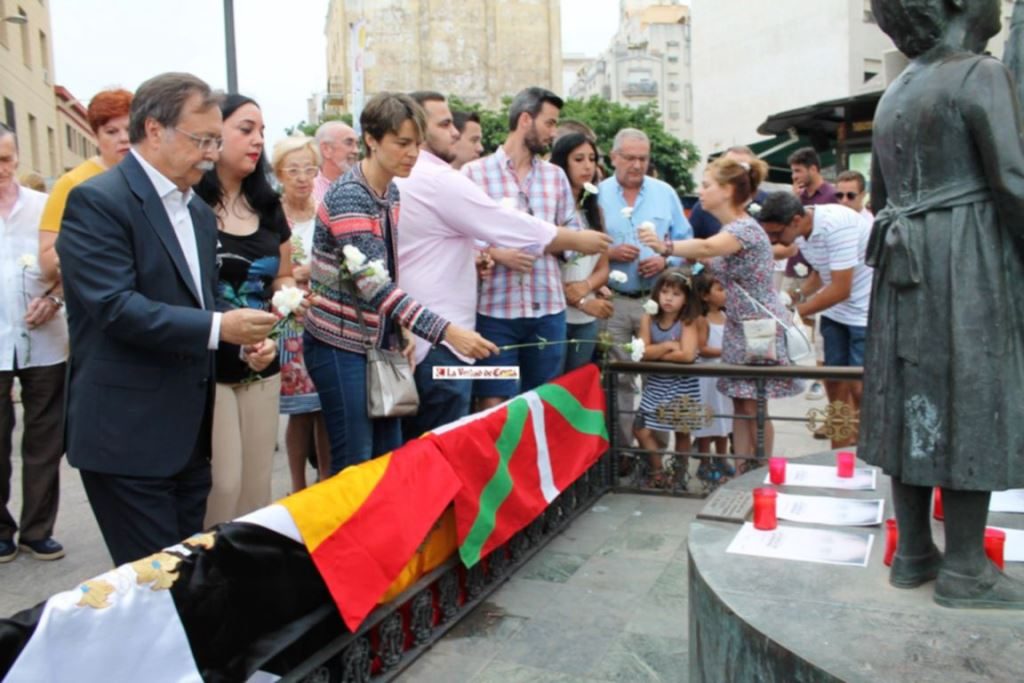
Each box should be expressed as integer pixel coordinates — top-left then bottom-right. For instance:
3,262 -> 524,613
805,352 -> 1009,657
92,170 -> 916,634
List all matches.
278,437 -> 461,631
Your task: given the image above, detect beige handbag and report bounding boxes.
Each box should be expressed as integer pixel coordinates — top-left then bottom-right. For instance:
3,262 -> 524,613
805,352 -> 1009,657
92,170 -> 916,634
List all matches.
342,279 -> 420,418
736,284 -> 814,364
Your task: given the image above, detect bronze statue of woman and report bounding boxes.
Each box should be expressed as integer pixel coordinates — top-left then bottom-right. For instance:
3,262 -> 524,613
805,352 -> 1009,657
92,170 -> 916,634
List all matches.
863,0 -> 1024,608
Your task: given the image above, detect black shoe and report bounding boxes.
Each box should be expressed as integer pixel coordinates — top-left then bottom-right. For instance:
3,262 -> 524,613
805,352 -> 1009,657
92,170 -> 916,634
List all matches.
0,539 -> 16,563
889,544 -> 942,588
19,537 -> 65,561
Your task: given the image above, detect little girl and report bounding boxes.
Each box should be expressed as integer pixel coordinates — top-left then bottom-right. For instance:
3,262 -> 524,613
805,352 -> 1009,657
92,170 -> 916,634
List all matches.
634,270 -> 701,488
693,273 -> 735,485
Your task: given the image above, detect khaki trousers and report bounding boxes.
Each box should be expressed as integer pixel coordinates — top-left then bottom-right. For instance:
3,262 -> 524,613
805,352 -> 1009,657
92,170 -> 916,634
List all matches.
205,373 -> 281,527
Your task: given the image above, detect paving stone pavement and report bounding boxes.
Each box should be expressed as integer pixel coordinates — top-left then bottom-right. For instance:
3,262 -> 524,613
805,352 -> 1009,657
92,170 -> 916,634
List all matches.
2,380 -> 831,682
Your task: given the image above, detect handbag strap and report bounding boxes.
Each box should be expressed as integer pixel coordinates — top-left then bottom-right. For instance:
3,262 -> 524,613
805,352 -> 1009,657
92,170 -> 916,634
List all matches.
735,283 -> 792,330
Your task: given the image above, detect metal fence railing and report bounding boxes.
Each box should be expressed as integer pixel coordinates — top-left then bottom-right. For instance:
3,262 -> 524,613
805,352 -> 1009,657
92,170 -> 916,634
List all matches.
604,360 -> 864,498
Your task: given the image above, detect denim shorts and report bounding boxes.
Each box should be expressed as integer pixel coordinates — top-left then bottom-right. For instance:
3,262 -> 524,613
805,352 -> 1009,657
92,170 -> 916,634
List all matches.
820,315 -> 866,367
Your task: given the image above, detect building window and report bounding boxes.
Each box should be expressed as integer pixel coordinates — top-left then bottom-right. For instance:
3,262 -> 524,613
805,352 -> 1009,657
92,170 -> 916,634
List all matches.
38,29 -> 48,82
65,123 -> 71,149
0,0 -> 8,49
685,84 -> 693,123
28,113 -> 39,170
864,58 -> 881,83
18,6 -> 30,67
46,125 -> 55,175
667,55 -> 679,63
3,98 -> 14,131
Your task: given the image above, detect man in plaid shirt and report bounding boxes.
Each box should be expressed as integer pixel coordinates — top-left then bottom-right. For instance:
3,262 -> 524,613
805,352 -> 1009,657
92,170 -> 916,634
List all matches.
463,87 -> 581,410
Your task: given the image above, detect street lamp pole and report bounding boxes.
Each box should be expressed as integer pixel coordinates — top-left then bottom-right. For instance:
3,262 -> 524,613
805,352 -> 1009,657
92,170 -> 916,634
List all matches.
223,0 -> 238,94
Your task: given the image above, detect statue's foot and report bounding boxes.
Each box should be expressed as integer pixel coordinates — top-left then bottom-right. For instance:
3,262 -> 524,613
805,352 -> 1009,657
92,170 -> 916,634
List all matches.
934,562 -> 1024,609
889,544 -> 943,588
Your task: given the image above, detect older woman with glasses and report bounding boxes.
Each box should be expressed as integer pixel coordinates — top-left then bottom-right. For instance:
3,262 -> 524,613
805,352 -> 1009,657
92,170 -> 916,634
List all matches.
271,135 -> 329,491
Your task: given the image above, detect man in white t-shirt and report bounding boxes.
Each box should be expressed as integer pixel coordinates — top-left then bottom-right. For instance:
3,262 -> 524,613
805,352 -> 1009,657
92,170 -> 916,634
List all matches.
758,192 -> 873,448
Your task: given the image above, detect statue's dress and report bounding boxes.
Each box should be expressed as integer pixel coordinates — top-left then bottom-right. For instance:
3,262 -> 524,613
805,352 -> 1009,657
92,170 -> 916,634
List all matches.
860,52 -> 1024,490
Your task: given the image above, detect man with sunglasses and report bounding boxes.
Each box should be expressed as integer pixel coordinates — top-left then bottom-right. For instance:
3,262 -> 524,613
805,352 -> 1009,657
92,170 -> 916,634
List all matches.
835,170 -> 874,227
56,73 -> 278,565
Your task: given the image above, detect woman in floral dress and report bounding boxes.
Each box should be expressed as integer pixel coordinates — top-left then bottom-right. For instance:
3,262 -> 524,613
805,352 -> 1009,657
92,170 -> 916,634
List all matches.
272,135 -> 330,491
641,157 -> 802,470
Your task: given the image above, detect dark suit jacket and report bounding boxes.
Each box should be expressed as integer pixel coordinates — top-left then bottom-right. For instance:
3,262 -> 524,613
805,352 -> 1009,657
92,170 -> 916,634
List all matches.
57,153 -> 219,478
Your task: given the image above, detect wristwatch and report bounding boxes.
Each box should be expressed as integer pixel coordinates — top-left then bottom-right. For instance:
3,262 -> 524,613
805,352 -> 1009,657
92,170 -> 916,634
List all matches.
46,295 -> 64,308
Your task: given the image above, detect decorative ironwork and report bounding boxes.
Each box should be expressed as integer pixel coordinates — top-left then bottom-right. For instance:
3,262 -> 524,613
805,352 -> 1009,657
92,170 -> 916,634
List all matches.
409,590 -> 434,646
806,400 -> 859,442
508,532 -> 529,562
300,666 -> 331,683
655,395 -> 712,433
340,637 -> 371,683
376,612 -> 404,672
526,517 -> 543,546
438,573 -> 459,622
466,563 -> 486,599
489,547 -> 508,580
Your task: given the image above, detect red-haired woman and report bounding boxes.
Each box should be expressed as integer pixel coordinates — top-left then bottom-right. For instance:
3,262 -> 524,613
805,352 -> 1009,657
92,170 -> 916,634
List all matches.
39,88 -> 133,281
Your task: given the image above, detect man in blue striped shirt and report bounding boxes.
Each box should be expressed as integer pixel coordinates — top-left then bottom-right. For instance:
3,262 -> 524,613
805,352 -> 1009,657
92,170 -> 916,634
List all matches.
598,128 -> 692,446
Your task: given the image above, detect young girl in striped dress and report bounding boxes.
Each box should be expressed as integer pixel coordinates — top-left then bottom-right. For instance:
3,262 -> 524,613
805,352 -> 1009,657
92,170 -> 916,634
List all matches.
634,270 -> 701,488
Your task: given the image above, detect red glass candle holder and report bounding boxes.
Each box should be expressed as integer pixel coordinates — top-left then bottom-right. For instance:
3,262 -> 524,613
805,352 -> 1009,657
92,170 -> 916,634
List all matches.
883,518 -> 898,567
933,487 -> 944,521
985,527 -> 1006,570
836,451 -> 855,478
768,457 -> 786,485
752,487 -> 778,530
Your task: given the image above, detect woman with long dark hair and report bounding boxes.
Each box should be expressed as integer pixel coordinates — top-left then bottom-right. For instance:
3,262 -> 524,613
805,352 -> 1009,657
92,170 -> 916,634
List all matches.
550,133 -> 612,372
194,94 -> 299,525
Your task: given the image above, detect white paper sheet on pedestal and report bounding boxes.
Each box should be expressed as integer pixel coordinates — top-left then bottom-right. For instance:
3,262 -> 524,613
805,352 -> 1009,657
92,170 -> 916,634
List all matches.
726,522 -> 874,567
989,490 -> 1024,513
776,493 -> 884,527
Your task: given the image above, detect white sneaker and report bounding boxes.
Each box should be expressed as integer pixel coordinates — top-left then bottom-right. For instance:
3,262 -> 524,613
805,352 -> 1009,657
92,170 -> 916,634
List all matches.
806,381 -> 825,400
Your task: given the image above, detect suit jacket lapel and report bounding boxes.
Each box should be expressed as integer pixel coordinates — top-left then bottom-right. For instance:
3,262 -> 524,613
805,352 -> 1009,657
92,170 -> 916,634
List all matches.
190,203 -> 218,311
121,154 -> 203,307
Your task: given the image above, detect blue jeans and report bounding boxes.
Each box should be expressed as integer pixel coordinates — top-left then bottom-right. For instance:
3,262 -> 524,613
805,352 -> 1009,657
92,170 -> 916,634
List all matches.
303,333 -> 402,475
564,320 -> 599,373
820,316 -> 867,366
473,312 -> 567,398
402,345 -> 472,440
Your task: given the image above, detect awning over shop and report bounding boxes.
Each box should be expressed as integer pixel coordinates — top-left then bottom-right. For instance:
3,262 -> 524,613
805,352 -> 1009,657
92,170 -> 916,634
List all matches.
708,132 -> 835,185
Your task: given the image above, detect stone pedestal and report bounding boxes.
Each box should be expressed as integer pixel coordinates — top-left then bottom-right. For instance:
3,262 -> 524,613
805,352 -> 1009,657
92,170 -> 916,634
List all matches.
688,451 -> 1024,683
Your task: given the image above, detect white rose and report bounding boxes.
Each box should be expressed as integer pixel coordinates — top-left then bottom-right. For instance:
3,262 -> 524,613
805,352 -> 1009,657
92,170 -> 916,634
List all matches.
778,291 -> 793,309
608,270 -> 628,284
583,182 -> 598,195
499,197 -> 517,210
620,207 -> 634,220
272,285 -> 305,317
18,254 -> 37,269
793,263 -> 809,278
363,259 -> 390,285
639,221 -> 655,232
342,245 -> 367,271
642,299 -> 659,316
628,336 -> 646,362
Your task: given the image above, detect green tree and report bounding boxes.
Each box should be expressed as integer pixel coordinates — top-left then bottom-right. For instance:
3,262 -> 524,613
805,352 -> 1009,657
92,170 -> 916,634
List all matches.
448,94 -> 700,196
560,97 -> 700,196
285,112 -> 354,138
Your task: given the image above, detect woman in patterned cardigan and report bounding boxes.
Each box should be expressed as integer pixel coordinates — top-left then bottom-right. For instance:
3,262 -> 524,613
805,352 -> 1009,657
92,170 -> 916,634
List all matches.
304,93 -> 497,474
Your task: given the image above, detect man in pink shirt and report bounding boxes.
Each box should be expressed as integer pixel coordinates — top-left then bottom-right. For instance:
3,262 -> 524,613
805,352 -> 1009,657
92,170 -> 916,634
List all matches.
396,92 -> 610,438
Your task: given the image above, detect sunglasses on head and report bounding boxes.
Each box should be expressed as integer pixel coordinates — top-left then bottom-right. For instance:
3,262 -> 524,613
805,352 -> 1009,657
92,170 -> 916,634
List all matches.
836,192 -> 860,201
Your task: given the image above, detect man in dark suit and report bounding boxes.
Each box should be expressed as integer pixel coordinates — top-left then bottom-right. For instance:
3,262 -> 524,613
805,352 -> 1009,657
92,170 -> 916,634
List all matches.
57,73 -> 278,565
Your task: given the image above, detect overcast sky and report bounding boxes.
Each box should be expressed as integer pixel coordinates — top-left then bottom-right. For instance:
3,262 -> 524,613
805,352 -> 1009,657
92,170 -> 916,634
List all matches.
50,0 -> 620,148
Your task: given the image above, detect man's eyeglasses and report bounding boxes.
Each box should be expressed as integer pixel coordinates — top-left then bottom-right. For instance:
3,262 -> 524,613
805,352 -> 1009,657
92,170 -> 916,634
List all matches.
836,192 -> 861,201
282,166 -> 318,179
174,127 -> 224,153
618,154 -> 649,165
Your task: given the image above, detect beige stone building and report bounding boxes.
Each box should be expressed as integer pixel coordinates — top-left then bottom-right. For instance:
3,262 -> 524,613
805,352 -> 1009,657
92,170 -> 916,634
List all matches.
1,0 -> 60,179
569,2 -> 692,142
324,0 -> 563,115
55,85 -> 96,173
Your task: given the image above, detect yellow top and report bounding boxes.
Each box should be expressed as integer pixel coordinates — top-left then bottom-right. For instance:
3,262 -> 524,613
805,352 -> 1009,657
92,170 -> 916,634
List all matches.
38,158 -> 106,233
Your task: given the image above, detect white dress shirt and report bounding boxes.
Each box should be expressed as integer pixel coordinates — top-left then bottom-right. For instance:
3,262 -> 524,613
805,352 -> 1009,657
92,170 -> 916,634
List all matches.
0,185 -> 68,369
130,150 -> 221,348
